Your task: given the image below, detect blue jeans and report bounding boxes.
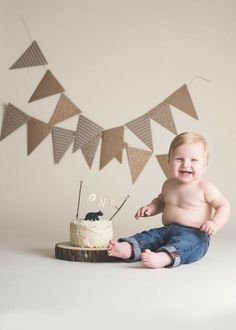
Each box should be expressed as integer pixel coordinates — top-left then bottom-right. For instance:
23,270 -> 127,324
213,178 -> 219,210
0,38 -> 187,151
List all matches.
118,224 -> 211,268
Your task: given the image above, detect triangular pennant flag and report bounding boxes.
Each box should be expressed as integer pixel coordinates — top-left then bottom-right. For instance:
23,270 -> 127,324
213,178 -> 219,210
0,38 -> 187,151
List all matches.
48,93 -> 81,126
73,115 -> 103,152
126,146 -> 152,183
100,126 -> 124,169
126,115 -> 153,150
156,154 -> 172,178
0,103 -> 31,140
148,103 -> 177,135
115,142 -> 128,163
9,41 -> 48,70
164,84 -> 198,119
29,70 -> 65,103
81,135 -> 101,168
52,127 -> 75,163
27,118 -> 51,155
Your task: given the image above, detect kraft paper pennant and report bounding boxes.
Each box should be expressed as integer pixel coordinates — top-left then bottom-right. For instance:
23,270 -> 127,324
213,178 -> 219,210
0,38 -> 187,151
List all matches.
126,115 -> 153,150
115,142 -> 128,163
27,118 -> 51,155
126,146 -> 152,183
0,103 -> 31,140
48,93 -> 81,127
149,103 -> 177,135
29,70 -> 65,103
9,40 -> 48,70
156,154 -> 172,178
81,135 -> 101,168
164,84 -> 198,119
52,127 -> 75,163
100,126 -> 124,169
73,115 -> 103,152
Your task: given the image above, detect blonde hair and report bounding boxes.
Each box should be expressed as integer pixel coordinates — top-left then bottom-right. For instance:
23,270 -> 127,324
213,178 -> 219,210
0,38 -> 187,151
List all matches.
168,132 -> 209,161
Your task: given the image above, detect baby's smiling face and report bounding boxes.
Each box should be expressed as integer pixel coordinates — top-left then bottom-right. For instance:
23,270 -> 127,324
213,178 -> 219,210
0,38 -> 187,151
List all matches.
169,142 -> 208,184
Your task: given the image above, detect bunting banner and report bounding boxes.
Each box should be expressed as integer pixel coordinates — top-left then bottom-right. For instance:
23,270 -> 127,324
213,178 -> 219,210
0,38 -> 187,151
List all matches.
52,127 -> 75,163
0,103 -> 31,141
73,115 -> 103,153
164,84 -> 198,119
81,135 -> 101,169
27,118 -> 51,155
126,115 -> 153,151
48,93 -> 81,127
126,146 -> 152,183
29,70 -> 65,103
1,36 -> 201,183
156,154 -> 172,178
9,41 -> 48,70
100,126 -> 125,169
148,103 -> 177,135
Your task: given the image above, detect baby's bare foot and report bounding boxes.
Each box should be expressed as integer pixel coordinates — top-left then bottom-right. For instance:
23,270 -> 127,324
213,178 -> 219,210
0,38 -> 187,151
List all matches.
141,249 -> 172,269
107,240 -> 132,259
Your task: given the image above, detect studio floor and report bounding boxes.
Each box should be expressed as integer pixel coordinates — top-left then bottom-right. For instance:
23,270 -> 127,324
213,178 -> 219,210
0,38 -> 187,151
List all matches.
0,229 -> 236,330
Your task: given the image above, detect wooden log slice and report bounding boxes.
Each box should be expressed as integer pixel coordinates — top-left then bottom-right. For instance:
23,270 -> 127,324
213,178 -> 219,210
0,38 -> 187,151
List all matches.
55,242 -> 120,262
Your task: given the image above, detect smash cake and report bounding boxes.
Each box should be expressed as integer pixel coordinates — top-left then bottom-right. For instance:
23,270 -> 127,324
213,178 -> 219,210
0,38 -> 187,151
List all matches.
70,212 -> 113,248
55,181 -> 129,262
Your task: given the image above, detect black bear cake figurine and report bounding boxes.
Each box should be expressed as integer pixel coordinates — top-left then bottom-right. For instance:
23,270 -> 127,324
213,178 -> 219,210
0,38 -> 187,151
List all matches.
85,210 -> 103,221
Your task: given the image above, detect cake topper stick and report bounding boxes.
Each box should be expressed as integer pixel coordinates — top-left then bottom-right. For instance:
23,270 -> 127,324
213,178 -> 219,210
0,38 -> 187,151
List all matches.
75,180 -> 83,219
109,195 -> 130,221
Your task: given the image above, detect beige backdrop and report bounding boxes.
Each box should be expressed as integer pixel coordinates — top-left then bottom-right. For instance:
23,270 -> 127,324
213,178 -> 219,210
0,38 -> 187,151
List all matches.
0,0 -> 235,241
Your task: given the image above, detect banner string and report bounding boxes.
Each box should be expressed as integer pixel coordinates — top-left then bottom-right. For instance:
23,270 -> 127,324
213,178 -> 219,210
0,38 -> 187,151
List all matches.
187,76 -> 211,86
20,14 -> 33,43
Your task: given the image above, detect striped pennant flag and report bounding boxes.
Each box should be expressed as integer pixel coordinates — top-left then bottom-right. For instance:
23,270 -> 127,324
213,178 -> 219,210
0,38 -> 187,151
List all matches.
9,41 -> 48,69
126,115 -> 153,151
148,103 -> 177,135
52,127 -> 75,164
81,135 -> 101,168
0,103 -> 31,140
73,115 -> 103,153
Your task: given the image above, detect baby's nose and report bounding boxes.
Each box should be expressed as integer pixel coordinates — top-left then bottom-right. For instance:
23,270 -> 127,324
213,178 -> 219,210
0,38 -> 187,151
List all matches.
183,159 -> 191,167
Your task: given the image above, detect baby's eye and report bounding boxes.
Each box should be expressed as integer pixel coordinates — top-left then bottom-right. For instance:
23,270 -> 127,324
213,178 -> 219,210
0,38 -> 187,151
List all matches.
175,157 -> 183,162
191,159 -> 198,162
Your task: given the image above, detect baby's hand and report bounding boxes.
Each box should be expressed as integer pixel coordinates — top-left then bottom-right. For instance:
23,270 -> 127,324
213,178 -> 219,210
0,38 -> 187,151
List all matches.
200,220 -> 218,236
134,206 -> 151,220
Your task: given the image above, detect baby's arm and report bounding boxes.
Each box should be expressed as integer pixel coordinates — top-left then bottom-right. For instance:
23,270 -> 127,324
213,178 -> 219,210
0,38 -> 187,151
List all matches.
134,193 -> 165,219
200,181 -> 231,235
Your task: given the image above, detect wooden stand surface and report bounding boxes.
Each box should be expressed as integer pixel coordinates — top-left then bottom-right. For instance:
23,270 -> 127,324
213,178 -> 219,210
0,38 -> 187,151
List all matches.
55,242 -> 120,262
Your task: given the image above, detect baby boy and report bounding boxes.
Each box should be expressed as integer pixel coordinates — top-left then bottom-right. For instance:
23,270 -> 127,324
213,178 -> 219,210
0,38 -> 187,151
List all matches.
108,132 -> 231,268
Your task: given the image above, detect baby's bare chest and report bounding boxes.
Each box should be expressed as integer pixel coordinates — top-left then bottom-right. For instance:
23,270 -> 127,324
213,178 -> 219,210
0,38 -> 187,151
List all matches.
164,184 -> 205,208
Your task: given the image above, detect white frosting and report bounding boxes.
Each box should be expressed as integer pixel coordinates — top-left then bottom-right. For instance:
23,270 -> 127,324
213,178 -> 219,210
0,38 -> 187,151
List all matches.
70,219 -> 113,248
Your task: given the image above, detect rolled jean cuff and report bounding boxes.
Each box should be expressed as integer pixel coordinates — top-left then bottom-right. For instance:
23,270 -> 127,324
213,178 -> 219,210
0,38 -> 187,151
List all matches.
157,245 -> 181,268
118,237 -> 141,262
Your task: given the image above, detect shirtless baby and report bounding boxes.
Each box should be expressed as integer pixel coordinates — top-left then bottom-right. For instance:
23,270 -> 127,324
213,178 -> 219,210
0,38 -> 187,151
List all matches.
108,132 -> 231,268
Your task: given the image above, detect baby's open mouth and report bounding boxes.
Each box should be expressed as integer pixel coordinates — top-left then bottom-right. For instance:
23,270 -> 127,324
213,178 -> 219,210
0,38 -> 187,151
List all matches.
179,170 -> 192,175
